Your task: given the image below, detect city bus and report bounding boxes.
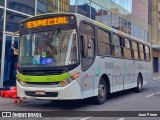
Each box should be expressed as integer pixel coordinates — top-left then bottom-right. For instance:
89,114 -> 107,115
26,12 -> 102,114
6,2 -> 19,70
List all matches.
11,13 -> 152,104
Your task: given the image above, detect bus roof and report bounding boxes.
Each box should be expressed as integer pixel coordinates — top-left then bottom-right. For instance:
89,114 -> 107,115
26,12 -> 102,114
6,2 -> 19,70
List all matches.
21,12 -> 150,46
72,13 -> 150,46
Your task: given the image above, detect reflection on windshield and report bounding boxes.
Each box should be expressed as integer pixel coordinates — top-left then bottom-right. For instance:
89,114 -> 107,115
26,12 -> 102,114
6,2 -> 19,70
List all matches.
19,29 -> 78,66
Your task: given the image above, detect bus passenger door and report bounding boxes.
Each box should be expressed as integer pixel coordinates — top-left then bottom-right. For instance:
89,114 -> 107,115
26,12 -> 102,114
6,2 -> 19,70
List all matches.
80,23 -> 97,98
81,35 -> 96,98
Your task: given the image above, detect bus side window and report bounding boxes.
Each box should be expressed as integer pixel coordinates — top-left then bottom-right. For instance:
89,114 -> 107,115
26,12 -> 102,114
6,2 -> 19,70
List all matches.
145,45 -> 150,61
97,29 -> 111,56
124,38 -> 132,59
132,41 -> 139,60
139,43 -> 145,60
112,34 -> 123,57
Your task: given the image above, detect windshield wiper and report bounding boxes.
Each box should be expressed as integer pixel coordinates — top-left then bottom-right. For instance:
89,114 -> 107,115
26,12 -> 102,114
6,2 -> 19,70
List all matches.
44,27 -> 61,45
29,27 -> 61,46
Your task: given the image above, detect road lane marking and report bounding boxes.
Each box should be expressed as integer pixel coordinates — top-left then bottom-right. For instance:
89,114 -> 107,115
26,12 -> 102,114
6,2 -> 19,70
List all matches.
145,94 -> 154,97
118,118 -> 125,120
146,92 -> 160,97
80,117 -> 92,120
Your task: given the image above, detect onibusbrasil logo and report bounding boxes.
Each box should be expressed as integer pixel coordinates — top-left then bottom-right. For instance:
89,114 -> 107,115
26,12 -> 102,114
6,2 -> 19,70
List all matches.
1,112 -> 42,118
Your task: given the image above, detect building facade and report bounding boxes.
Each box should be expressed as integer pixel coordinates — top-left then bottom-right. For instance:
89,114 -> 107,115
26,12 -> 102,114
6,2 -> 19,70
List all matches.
149,0 -> 160,75
0,0 -> 149,87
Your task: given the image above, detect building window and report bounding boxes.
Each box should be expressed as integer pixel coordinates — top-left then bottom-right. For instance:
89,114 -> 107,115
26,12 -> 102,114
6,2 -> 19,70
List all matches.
7,0 -> 35,15
0,0 -> 4,6
91,2 -> 102,22
6,10 -> 28,32
77,0 -> 90,18
102,8 -> 112,27
112,14 -> 120,30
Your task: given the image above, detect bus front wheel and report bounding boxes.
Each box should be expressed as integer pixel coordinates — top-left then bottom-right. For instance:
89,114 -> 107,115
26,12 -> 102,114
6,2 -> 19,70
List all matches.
93,78 -> 107,105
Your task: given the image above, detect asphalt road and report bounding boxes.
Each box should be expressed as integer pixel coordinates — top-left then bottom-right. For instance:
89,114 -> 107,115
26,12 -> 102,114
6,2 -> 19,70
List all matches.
0,80 -> 160,120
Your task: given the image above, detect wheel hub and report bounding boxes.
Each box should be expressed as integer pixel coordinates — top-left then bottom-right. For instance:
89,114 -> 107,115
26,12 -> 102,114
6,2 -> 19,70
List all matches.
99,84 -> 106,98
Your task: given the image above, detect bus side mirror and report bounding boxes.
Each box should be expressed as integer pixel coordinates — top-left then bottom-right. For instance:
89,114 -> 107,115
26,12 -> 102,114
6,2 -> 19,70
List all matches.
81,35 -> 88,58
11,31 -> 19,53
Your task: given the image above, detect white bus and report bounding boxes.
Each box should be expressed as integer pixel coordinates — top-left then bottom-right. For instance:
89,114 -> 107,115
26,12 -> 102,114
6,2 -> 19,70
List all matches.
12,13 -> 152,104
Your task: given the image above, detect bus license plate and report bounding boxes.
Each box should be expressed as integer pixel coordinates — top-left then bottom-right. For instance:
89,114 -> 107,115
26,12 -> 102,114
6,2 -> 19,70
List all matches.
35,91 -> 45,95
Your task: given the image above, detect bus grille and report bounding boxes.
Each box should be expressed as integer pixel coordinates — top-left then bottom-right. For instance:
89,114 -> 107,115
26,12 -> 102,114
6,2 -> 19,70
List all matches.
19,69 -> 65,76
25,82 -> 59,85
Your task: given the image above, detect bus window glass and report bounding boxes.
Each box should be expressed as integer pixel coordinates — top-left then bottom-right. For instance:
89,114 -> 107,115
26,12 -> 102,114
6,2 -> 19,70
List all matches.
132,41 -> 138,50
145,46 -> 149,53
124,38 -> 132,59
112,34 -> 122,57
132,41 -> 139,59
125,38 -> 130,48
88,38 -> 94,57
139,44 -> 144,60
98,29 -> 110,43
80,23 -> 95,37
98,29 -> 111,56
145,46 -> 150,61
112,34 -> 120,46
139,44 -> 144,52
83,36 -> 94,58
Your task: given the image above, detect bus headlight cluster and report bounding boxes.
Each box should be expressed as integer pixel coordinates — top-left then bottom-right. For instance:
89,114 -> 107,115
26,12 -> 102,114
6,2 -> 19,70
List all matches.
19,80 -> 25,86
17,78 -> 25,86
60,78 -> 72,87
60,72 -> 79,87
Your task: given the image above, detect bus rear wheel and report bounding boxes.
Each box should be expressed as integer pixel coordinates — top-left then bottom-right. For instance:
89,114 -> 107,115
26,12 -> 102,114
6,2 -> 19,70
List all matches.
135,75 -> 142,93
93,78 -> 107,105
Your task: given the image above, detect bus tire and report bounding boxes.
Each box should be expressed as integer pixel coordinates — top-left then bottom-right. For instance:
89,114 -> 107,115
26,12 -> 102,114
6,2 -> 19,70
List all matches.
135,75 -> 142,93
92,78 -> 107,105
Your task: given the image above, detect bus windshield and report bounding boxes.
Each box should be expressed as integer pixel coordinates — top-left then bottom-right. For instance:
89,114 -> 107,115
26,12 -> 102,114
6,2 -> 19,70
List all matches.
19,29 -> 78,67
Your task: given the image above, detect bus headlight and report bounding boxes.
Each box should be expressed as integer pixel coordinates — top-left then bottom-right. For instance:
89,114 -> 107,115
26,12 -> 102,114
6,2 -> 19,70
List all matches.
60,72 -> 79,87
60,78 -> 72,87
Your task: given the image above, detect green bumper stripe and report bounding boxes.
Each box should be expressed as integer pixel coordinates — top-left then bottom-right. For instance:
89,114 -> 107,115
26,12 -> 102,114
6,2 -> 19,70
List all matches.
18,73 -> 70,82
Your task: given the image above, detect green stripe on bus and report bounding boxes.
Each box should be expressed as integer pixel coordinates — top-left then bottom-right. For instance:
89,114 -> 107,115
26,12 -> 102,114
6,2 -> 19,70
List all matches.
98,66 -> 101,77
17,73 -> 70,82
95,22 -> 112,31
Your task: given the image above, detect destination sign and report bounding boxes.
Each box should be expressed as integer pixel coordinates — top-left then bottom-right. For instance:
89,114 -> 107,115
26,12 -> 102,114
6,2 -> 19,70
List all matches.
26,16 -> 69,29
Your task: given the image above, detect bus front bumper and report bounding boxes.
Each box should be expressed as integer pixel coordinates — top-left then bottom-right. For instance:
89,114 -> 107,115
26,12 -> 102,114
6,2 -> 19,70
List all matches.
16,80 -> 82,100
